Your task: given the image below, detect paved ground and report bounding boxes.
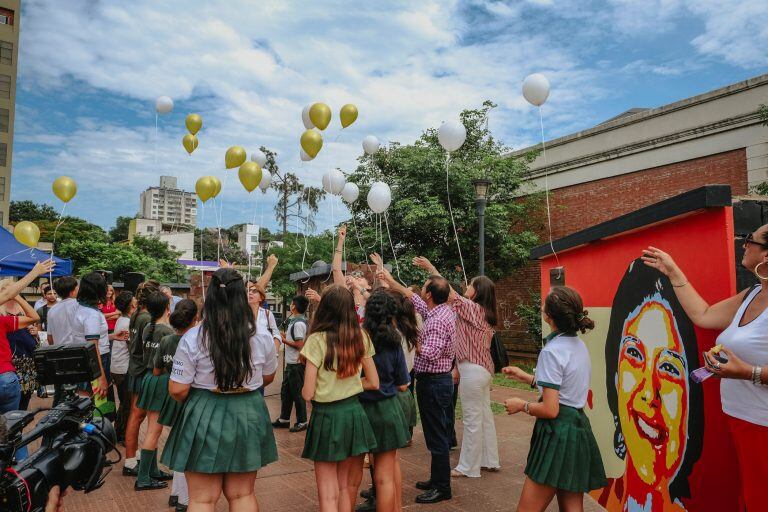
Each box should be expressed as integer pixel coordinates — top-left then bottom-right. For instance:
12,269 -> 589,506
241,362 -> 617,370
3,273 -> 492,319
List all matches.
26,373 -> 605,511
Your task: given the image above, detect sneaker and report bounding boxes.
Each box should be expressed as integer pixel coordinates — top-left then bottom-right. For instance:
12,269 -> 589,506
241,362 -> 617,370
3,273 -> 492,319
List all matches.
289,422 -> 308,432
272,419 -> 290,429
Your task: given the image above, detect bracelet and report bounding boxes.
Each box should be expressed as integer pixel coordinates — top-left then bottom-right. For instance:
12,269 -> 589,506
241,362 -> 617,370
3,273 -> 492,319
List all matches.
753,366 -> 765,386
530,375 -> 536,389
523,402 -> 530,415
672,281 -> 689,288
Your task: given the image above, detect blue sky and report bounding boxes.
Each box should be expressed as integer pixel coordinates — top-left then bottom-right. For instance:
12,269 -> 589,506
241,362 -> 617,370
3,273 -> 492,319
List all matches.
12,0 -> 768,233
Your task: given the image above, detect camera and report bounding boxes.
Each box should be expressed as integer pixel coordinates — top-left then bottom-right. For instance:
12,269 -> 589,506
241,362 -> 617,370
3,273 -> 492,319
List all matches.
0,342 -> 119,512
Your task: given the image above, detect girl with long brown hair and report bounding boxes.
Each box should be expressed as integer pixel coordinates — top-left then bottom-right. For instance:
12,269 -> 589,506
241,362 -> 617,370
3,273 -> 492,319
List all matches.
301,284 -> 380,512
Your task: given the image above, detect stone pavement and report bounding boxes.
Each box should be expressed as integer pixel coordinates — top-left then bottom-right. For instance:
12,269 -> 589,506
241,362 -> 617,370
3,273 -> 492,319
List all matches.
35,384 -> 604,511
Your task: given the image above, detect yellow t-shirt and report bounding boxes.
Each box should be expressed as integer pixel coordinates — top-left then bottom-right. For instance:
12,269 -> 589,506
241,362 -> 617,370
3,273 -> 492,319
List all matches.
300,331 -> 375,403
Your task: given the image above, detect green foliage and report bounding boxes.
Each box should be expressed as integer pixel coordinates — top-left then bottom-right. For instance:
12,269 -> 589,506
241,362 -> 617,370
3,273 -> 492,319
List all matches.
192,228 -> 247,263
343,101 -> 542,283
109,215 -> 134,242
760,103 -> 768,126
751,105 -> 768,195
269,232 -> 335,303
515,290 -> 542,343
9,200 -> 60,223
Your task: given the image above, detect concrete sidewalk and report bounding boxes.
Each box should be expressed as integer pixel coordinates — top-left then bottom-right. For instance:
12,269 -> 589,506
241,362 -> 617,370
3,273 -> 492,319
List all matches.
42,385 -> 604,511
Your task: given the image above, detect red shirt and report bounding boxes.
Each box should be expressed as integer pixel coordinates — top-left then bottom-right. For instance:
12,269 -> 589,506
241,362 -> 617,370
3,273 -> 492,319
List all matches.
99,301 -> 118,331
0,316 -> 19,374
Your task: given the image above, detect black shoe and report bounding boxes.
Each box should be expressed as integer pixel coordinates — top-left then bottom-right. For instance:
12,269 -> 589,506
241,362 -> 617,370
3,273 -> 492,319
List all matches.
122,465 -> 139,477
134,479 -> 168,491
272,419 -> 290,428
175,505 -> 188,512
360,486 -> 374,499
415,480 -> 434,491
355,496 -> 376,511
289,422 -> 308,432
168,495 -> 178,507
151,470 -> 173,481
415,488 -> 451,504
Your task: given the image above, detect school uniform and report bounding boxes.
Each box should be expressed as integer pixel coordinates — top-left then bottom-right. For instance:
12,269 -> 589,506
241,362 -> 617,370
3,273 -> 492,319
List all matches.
397,335 -> 418,439
136,323 -> 175,412
127,312 -> 152,395
359,343 -> 411,453
277,314 -> 308,425
161,325 -> 278,473
154,333 -> 184,426
525,332 -> 606,493
300,332 -> 378,462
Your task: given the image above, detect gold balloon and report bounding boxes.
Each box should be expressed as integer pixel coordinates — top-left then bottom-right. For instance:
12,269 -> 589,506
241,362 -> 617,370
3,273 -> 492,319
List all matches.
340,104 -> 358,128
52,176 -> 77,203
182,134 -> 199,155
309,102 -> 332,130
195,176 -> 216,202
211,176 -> 222,197
225,146 -> 247,169
14,221 -> 40,248
185,114 -> 203,135
300,129 -> 323,158
238,161 -> 262,193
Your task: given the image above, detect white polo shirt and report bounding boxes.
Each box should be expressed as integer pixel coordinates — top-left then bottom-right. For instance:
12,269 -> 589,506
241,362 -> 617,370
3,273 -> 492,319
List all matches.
71,304 -> 110,355
535,333 -> 591,409
46,298 -> 79,346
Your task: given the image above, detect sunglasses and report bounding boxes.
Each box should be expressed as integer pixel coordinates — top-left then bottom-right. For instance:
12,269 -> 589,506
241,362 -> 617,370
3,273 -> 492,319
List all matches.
742,232 -> 768,250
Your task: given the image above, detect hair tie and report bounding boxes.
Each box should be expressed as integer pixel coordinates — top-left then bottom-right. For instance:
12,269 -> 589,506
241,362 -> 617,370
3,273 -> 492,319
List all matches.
577,312 -> 586,321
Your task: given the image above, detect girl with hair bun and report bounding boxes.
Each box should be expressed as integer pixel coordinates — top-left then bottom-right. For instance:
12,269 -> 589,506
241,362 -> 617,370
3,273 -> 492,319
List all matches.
502,286 -> 606,511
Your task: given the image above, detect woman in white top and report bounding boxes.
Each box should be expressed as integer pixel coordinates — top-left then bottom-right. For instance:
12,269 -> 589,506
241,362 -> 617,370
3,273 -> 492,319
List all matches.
161,268 -> 278,512
503,286 -> 606,512
111,291 -> 135,444
643,230 -> 768,510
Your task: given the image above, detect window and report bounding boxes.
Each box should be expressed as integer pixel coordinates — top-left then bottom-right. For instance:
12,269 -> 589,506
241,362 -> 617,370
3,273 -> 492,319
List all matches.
0,108 -> 8,133
0,210 -> 4,227
0,144 -> 7,167
0,75 -> 11,99
251,244 -> 258,253
0,42 -> 11,66
0,177 -> 5,201
0,9 -> 14,26
146,226 -> 154,233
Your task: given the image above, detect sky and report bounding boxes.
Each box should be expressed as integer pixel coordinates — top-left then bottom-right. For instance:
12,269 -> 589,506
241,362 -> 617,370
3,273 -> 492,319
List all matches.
12,0 -> 768,233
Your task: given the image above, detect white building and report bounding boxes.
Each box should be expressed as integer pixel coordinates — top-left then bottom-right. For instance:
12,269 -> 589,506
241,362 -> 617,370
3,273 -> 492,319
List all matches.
237,224 -> 261,265
139,176 -> 197,226
128,218 -> 195,259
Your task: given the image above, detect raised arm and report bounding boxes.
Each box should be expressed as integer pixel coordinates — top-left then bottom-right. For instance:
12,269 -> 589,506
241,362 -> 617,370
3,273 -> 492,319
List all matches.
375,266 -> 413,298
14,295 -> 40,328
642,247 -> 746,330
0,260 -> 55,305
414,256 -> 459,300
255,254 -> 278,290
332,225 -> 347,285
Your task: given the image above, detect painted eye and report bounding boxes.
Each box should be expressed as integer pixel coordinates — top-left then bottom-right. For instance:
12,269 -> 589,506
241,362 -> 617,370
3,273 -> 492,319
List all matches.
659,361 -> 681,377
625,346 -> 643,362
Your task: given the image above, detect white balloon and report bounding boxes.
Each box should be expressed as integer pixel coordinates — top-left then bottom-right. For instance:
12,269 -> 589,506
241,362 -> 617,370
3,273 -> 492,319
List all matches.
362,135 -> 380,155
259,170 -> 272,191
250,149 -> 267,167
367,181 -> 391,213
341,182 -> 359,203
321,170 -> 346,195
300,149 -> 313,162
522,73 -> 550,107
302,104 -> 315,129
155,96 -> 174,114
437,120 -> 466,152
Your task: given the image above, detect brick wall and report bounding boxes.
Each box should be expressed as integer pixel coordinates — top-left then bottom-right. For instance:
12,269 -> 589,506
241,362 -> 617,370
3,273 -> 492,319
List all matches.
499,149 -> 748,355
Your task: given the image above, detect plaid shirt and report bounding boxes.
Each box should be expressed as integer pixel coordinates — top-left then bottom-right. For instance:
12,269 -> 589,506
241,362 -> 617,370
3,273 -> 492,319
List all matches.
412,294 -> 456,374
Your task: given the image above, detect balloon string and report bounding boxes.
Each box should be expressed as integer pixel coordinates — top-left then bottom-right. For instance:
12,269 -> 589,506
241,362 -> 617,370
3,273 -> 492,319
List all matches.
48,202 -> 68,283
445,153 -> 467,286
299,212 -> 310,284
154,113 -> 158,170
0,248 -> 40,276
383,212 -> 403,284
321,195 -> 335,283
200,202 -> 206,300
351,213 -> 371,267
539,106 -> 561,274
247,193 -> 259,281
215,172 -> 229,262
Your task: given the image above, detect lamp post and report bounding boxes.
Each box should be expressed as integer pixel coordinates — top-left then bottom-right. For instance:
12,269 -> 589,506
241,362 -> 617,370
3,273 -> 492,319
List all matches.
472,178 -> 492,276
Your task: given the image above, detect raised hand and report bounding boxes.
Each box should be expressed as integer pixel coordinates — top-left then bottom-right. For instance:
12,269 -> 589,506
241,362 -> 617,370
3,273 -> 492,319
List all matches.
33,259 -> 55,277
413,256 -> 436,273
305,288 -> 321,303
267,254 -> 278,268
640,246 -> 680,278
338,224 -> 347,239
370,252 -> 384,269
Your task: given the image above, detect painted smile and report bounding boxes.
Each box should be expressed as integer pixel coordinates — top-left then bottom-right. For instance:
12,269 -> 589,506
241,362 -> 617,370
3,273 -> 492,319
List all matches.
633,411 -> 668,446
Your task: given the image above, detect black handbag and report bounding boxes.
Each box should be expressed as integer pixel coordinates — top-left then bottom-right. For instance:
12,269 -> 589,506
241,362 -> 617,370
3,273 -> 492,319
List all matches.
490,332 -> 509,373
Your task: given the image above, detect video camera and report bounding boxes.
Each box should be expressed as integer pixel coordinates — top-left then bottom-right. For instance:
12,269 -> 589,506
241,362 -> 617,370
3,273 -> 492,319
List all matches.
0,342 -> 119,512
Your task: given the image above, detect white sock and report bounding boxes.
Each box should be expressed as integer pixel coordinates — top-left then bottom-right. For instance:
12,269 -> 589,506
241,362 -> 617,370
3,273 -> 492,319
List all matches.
124,456 -> 138,468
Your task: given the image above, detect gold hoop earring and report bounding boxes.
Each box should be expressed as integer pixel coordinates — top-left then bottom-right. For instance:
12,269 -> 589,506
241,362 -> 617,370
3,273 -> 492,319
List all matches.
755,262 -> 768,281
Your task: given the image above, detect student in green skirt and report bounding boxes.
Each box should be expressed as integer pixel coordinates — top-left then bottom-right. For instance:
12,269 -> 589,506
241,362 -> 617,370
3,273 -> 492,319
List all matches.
387,289 -> 419,442
503,286 -> 607,512
134,290 -> 175,491
162,268 -> 278,512
154,299 -> 198,512
300,284 -> 380,512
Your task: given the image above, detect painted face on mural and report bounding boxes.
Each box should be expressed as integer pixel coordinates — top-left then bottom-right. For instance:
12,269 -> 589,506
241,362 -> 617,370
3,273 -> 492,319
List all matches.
617,299 -> 688,487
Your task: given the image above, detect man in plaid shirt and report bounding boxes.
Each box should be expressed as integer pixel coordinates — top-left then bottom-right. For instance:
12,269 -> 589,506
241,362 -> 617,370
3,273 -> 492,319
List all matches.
377,266 -> 456,504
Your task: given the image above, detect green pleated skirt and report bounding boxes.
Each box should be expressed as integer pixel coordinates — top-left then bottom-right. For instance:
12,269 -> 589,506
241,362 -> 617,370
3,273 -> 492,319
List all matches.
137,373 -> 168,412
361,396 -> 410,453
302,396 -> 377,462
396,389 -> 417,430
161,388 -> 278,473
524,405 -> 607,493
127,371 -> 146,395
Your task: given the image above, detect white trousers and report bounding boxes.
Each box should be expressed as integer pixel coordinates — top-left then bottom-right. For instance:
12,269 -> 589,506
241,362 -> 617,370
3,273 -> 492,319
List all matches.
171,471 -> 189,505
455,361 -> 500,477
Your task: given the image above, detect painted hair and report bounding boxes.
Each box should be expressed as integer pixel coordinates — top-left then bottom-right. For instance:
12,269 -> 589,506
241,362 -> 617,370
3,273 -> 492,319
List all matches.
308,284 -> 366,378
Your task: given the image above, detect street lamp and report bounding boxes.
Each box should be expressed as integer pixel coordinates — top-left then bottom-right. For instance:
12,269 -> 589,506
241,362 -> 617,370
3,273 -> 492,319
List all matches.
472,178 -> 492,276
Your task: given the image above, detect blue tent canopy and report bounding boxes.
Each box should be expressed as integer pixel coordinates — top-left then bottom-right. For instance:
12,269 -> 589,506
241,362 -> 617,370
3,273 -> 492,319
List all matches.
0,227 -> 72,277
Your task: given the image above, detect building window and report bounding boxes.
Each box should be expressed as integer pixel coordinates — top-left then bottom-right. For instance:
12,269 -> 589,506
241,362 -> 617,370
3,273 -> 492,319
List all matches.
0,42 -> 11,66
0,210 -> 4,226
0,144 -> 7,167
0,9 -> 14,26
0,108 -> 8,133
0,176 -> 5,201
147,226 -> 154,233
0,75 -> 10,99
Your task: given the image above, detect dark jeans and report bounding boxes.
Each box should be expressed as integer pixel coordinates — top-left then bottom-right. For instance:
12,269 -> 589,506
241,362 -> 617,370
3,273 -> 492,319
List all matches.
450,381 -> 459,448
112,373 -> 129,441
415,372 -> 454,494
280,363 -> 307,423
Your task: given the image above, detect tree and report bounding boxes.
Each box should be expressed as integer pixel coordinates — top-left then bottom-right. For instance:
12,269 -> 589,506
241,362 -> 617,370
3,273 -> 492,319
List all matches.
259,147 -> 326,236
193,228 -> 247,263
269,231 -> 335,308
9,200 -> 60,223
343,101 -> 542,284
110,215 -> 134,242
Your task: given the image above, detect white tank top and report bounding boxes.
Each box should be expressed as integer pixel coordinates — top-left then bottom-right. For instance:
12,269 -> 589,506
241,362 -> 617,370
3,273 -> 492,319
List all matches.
716,285 -> 768,426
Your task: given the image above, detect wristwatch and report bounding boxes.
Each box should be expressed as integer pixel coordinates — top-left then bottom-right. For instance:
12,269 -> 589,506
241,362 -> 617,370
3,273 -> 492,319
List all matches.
523,402 -> 531,415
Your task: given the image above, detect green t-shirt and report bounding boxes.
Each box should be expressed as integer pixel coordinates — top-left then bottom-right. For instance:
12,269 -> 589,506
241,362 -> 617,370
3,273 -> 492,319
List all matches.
154,333 -> 182,374
142,322 -> 174,371
300,331 -> 375,403
128,311 -> 151,377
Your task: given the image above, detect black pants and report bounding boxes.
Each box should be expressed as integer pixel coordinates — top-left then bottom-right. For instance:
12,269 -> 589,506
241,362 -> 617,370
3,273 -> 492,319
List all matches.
112,373 -> 129,441
279,363 -> 307,423
415,372 -> 454,494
